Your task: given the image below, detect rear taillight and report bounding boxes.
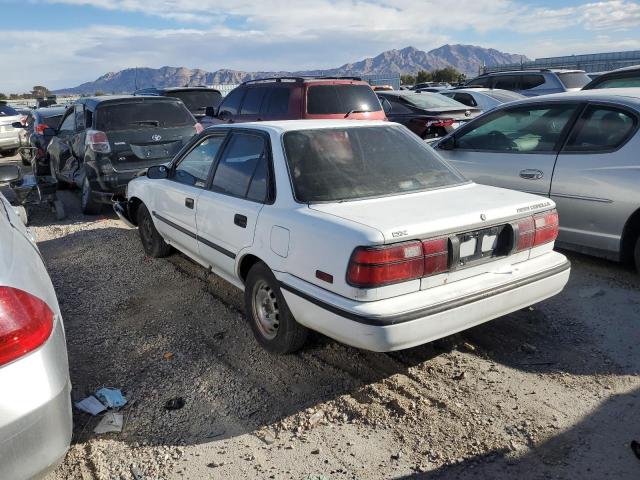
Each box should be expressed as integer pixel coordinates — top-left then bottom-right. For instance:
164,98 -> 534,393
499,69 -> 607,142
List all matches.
0,287 -> 54,367
347,238 -> 450,288
515,209 -> 559,252
86,129 -> 111,153
195,123 -> 204,134
35,124 -> 48,134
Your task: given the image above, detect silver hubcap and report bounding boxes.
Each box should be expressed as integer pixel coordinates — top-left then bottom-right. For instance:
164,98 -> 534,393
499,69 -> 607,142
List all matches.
252,280 -> 280,340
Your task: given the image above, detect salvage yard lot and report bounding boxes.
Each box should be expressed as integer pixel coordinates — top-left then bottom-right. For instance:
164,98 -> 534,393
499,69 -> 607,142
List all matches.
1,153 -> 639,480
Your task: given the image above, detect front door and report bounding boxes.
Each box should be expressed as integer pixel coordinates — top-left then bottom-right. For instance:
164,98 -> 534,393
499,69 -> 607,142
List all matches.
196,130 -> 272,277
152,133 -> 226,257
438,102 -> 580,196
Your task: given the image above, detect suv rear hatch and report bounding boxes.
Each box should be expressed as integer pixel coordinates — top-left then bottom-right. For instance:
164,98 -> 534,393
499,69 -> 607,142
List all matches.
166,89 -> 222,119
305,83 -> 386,120
96,99 -> 196,171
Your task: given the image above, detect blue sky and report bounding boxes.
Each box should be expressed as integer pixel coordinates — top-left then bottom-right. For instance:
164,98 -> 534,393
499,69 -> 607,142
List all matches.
1,0 -> 639,92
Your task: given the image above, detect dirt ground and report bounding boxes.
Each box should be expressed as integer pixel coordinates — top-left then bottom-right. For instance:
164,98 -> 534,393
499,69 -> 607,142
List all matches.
1,153 -> 639,480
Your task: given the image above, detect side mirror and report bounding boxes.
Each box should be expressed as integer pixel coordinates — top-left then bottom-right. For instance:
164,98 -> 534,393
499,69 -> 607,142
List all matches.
43,127 -> 56,137
205,106 -> 216,117
437,136 -> 457,150
217,109 -> 228,120
11,122 -> 25,129
0,164 -> 21,183
147,165 -> 168,179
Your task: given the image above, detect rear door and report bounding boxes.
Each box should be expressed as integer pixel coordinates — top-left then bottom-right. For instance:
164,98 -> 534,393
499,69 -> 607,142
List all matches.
152,132 -> 227,256
438,102 -> 580,196
551,103 -> 639,254
236,86 -> 268,122
196,130 -> 272,277
48,107 -> 76,182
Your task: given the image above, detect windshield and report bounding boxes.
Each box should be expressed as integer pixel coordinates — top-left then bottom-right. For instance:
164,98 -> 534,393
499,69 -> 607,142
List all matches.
590,77 -> 640,89
0,104 -> 18,116
97,101 -> 194,131
557,72 -> 590,89
401,93 -> 467,109
306,85 -> 382,114
169,90 -> 222,114
484,90 -> 524,102
283,125 -> 466,202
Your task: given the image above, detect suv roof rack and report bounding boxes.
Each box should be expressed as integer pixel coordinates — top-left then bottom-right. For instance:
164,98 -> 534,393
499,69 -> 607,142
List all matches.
241,75 -> 363,85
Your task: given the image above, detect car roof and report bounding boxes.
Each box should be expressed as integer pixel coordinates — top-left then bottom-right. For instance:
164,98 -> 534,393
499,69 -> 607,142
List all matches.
205,119 -> 389,135
603,65 -> 640,74
240,77 -> 368,87
376,90 -> 439,97
478,69 -> 584,76
492,87 -> 640,109
136,86 -> 221,94
76,95 -> 182,108
34,106 -> 67,117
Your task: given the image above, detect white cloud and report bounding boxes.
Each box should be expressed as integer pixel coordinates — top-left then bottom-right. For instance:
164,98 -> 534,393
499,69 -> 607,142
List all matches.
1,0 -> 639,92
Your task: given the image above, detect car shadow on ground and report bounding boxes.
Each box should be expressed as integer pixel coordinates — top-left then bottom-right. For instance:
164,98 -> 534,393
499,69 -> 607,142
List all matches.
393,387 -> 640,479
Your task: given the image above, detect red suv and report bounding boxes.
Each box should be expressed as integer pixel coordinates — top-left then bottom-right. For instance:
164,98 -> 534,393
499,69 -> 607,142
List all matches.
206,77 -> 386,124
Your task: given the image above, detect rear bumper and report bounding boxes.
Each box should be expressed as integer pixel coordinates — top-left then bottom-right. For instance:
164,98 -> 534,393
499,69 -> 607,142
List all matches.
279,252 -> 570,352
0,134 -> 21,151
0,322 -> 72,480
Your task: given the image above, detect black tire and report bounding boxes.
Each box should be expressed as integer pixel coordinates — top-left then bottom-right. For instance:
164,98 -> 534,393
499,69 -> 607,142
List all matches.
634,236 -> 640,273
3,148 -> 19,158
244,262 -> 308,354
136,203 -> 172,258
80,176 -> 102,215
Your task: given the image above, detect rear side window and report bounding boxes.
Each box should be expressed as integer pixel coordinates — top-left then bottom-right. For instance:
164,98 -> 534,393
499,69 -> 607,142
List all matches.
557,72 -> 590,89
467,77 -> 490,87
589,77 -> 640,89
520,75 -> 545,90
42,115 -> 62,128
307,85 -> 382,114
493,76 -> 518,90
453,93 -> 477,107
240,87 -> 268,115
211,133 -> 268,200
219,88 -> 244,116
564,106 -> 636,152
0,104 -> 18,116
97,101 -> 193,131
263,88 -> 290,115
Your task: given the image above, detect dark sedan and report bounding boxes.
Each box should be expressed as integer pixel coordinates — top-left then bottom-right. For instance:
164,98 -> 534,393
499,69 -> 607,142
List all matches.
18,106 -> 66,174
377,91 -> 480,140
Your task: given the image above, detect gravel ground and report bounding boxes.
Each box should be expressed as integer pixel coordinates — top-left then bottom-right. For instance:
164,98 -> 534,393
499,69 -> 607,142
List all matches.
1,152 -> 639,479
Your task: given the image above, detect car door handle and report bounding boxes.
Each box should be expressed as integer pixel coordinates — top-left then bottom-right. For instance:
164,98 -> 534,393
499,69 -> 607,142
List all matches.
519,169 -> 544,180
234,214 -> 247,228
185,198 -> 194,209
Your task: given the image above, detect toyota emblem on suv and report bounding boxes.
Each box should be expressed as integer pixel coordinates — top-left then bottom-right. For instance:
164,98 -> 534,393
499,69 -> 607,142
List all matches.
151,134 -> 162,141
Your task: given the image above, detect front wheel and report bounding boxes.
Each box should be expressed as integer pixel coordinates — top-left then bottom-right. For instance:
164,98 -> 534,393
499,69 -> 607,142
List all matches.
80,176 -> 102,214
244,262 -> 308,354
136,203 -> 172,258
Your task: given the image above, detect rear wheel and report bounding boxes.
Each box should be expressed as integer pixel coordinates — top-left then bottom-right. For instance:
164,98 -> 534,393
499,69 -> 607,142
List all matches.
80,176 -> 102,214
244,262 -> 308,354
137,203 -> 171,258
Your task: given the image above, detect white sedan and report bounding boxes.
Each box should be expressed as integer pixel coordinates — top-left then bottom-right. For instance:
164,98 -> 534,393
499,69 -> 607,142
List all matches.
116,120 -> 570,353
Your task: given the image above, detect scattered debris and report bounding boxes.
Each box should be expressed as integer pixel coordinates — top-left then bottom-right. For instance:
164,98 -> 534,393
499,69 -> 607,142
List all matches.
164,397 -> 185,410
308,410 -> 324,427
391,451 -> 403,460
311,448 -> 321,454
162,351 -> 175,361
578,287 -> 605,299
208,461 -> 225,468
95,387 -> 127,408
75,396 -> 107,416
521,343 -> 538,354
130,464 -> 144,480
94,412 -> 124,434
632,440 -> 640,460
213,331 -> 225,340
453,371 -> 466,381
462,342 -> 476,352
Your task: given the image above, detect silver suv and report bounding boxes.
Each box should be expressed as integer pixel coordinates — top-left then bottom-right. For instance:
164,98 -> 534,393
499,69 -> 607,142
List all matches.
465,69 -> 591,97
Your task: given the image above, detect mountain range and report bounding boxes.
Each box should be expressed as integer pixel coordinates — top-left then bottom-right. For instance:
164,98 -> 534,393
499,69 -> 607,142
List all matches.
54,44 -> 528,95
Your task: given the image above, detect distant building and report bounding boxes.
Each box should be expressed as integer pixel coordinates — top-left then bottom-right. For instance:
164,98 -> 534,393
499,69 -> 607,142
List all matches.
482,50 -> 640,74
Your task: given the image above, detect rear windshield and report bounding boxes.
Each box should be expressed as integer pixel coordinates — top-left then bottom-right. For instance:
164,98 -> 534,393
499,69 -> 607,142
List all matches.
283,126 -> 466,202
307,85 -> 382,114
96,101 -> 194,131
42,115 -> 63,128
402,93 -> 466,109
484,90 -> 524,102
169,90 -> 222,114
557,72 -> 590,89
0,104 -> 18,116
